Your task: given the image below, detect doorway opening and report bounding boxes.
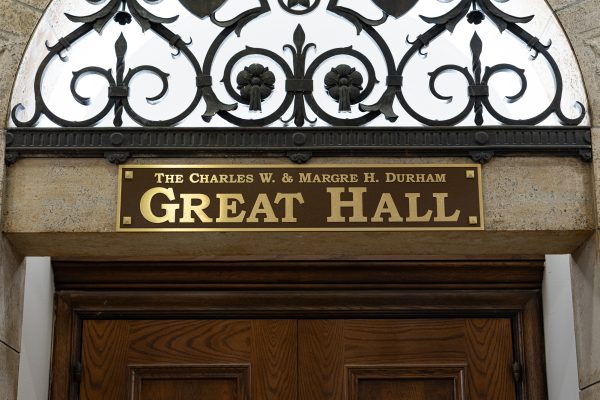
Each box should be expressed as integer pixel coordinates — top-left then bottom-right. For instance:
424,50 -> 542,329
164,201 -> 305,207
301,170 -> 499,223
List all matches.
46,260 -> 548,400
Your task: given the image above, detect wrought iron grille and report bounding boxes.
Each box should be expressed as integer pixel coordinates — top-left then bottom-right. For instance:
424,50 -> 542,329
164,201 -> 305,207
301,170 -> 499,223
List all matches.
5,0 -> 592,163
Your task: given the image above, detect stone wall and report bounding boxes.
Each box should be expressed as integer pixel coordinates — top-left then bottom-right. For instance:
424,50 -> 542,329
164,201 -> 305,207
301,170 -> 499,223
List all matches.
2,0 -> 600,399
2,156 -> 594,258
549,1 -> 600,398
0,0 -> 46,398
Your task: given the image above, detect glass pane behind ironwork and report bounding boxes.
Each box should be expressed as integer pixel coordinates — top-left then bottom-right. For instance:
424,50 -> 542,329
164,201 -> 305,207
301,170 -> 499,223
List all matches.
8,0 -> 590,128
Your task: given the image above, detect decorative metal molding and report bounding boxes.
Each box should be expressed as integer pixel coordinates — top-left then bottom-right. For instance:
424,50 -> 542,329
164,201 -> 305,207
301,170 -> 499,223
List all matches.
5,126 -> 592,164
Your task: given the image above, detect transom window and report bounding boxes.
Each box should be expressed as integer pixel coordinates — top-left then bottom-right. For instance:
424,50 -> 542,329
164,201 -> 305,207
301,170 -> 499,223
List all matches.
8,0 -> 589,128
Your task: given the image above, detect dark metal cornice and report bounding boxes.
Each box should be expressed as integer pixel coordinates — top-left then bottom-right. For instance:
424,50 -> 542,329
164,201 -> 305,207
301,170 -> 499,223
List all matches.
5,126 -> 592,164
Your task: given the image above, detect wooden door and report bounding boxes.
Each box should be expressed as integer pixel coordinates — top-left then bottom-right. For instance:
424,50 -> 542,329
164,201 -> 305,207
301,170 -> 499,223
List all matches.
79,318 -> 517,400
54,260 -> 545,400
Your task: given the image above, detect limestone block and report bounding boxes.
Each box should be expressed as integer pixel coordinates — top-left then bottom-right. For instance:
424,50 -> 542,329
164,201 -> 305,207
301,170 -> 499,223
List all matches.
5,158 -> 117,233
0,131 -> 5,211
482,156 -> 593,231
0,39 -> 28,129
16,0 -> 50,11
0,37 -> 27,128
582,383 -> 600,400
0,344 -> 19,400
0,0 -> 42,38
572,233 -> 600,389
4,156 -> 594,235
593,128 -> 600,227
1,156 -> 594,257
555,0 -> 600,126
3,230 -> 592,258
547,0 -> 583,11
0,236 -> 24,351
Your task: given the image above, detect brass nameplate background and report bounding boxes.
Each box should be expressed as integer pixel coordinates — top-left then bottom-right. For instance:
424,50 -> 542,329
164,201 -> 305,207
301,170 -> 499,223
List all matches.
117,165 -> 484,232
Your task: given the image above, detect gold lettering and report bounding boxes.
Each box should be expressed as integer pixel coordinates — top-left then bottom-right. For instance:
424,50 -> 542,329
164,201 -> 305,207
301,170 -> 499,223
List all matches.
139,187 -> 179,223
247,194 -> 279,223
327,187 -> 368,223
405,193 -> 432,222
364,172 -> 377,183
162,174 -> 183,184
274,193 -> 305,223
299,173 -> 312,183
433,193 -> 460,222
371,193 -> 403,223
154,173 -> 165,183
216,194 -> 246,223
189,173 -> 210,184
259,173 -> 273,183
180,194 -> 213,223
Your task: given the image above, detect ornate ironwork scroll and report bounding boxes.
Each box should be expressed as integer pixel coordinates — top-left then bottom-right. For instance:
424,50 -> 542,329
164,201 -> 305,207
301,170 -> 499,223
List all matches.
6,0 -> 591,164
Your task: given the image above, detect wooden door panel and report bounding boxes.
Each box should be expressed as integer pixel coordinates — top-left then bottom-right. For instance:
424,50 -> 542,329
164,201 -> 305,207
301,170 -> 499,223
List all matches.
299,320 -> 344,400
80,320 -> 295,400
355,378 -> 455,400
131,366 -> 249,400
127,320 -> 252,364
349,366 -> 464,400
138,379 -> 238,400
344,319 -> 466,364
251,320 -> 298,400
80,320 -> 130,400
464,319 -> 516,400
300,319 -> 516,400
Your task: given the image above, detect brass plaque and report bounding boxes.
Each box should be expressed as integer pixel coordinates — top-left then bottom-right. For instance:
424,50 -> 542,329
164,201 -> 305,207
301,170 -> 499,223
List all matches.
117,164 -> 484,232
